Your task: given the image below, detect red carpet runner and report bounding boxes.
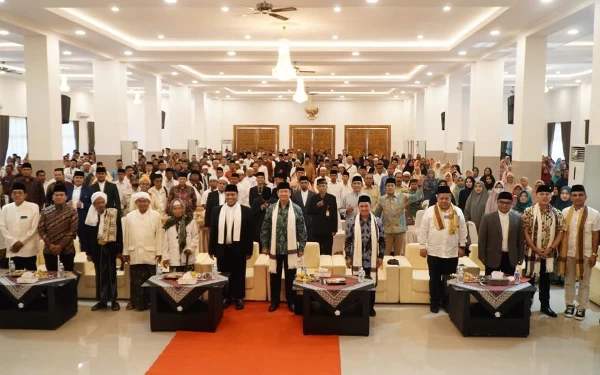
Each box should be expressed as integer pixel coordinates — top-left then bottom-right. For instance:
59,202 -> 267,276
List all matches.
147,302 -> 341,375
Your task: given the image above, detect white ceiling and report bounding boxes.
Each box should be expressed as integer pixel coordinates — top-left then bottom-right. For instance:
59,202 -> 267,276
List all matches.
0,0 -> 597,100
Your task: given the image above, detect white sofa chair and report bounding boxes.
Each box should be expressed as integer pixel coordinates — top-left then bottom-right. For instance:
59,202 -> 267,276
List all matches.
468,244 -> 486,275
590,262 -> 600,307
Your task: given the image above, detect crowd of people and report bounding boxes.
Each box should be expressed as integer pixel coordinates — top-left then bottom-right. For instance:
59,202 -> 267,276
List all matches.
0,148 -> 596,322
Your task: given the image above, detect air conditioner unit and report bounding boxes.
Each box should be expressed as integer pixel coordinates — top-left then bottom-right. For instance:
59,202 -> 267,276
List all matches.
188,139 -> 199,160
457,141 -> 475,173
0,103 -> 3,110
405,140 -> 414,156
569,145 -> 600,210
76,112 -> 90,119
121,141 -> 139,166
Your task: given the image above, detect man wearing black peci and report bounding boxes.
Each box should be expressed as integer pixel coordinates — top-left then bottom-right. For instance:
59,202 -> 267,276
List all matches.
306,178 -> 338,255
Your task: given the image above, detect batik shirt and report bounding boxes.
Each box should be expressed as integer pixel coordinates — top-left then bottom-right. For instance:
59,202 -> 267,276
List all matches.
344,215 -> 385,269
260,201 -> 307,255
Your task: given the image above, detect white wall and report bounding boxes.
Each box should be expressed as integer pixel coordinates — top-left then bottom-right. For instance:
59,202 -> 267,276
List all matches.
0,77 -> 27,117
424,85 -> 447,151
219,99 -> 404,154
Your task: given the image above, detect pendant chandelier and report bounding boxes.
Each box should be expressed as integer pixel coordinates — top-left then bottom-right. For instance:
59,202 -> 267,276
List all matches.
272,27 -> 296,81
293,76 -> 307,103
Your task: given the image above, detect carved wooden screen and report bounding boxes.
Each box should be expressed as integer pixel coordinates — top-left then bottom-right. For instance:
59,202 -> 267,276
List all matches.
289,125 -> 335,156
233,125 -> 279,153
344,125 -> 391,159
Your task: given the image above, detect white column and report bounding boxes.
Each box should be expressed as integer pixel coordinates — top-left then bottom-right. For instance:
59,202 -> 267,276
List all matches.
93,60 -> 128,162
143,76 -> 162,154
589,0 -> 600,143
513,35 -> 547,180
424,85 -> 446,161
78,120 -> 88,153
444,72 -> 463,164
194,93 -> 207,147
24,35 -> 62,170
168,85 -> 192,150
414,91 -> 425,140
468,59 -> 505,168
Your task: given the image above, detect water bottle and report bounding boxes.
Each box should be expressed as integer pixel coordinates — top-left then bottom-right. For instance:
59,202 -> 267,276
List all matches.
212,263 -> 218,279
58,262 -> 65,278
456,264 -> 464,283
156,262 -> 163,277
358,267 -> 366,283
514,268 -> 521,285
300,257 -> 307,276
8,259 -> 15,275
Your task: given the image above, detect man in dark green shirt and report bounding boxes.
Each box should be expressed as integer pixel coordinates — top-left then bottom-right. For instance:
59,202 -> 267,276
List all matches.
261,182 -> 307,313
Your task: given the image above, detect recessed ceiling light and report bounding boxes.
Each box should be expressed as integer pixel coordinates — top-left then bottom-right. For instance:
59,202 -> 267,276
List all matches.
385,72 -> 390,76
458,51 -> 467,56
111,6 -> 119,12
330,89 -> 334,92
63,50 -> 72,55
278,95 -> 282,98
126,72 -> 132,76
340,95 -> 345,98
288,89 -> 292,92
540,0 -> 553,3
575,79 -> 582,83
415,80 -> 421,84
547,66 -> 552,70
227,51 -> 236,56
247,89 -> 252,92
165,0 -> 177,4
352,51 -> 360,56
549,86 -> 554,89
219,72 -> 224,75
192,80 -> 198,84
426,72 -> 433,76
333,6 -> 341,13
443,6 -> 451,12
244,34 -> 251,39
215,90 -> 221,94
221,6 -> 229,12
344,80 -> 350,84
400,91 -> 406,94
261,80 -> 267,84
504,71 -> 509,75
568,29 -> 579,35
124,50 -> 133,56
0,30 -> 9,35
371,89 -> 375,92
490,30 -> 500,36
171,71 -> 179,76
332,35 -> 338,40
158,34 -> 165,39
75,30 -> 86,36
331,72 -> 335,75
417,35 -> 424,39
367,0 -> 379,3
226,95 -> 231,98
394,95 -> 398,98
556,71 -> 561,74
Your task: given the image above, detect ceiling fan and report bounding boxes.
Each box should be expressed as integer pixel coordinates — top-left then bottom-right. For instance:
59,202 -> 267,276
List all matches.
293,61 -> 315,74
242,2 -> 297,21
0,62 -> 22,75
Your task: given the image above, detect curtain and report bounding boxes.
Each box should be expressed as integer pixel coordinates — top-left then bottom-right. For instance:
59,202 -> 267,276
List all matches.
87,121 -> 95,152
585,120 -> 590,145
561,121 -> 571,163
0,116 -> 9,165
73,120 -> 79,151
5,117 -> 28,161
547,122 -> 555,156
62,123 -> 76,156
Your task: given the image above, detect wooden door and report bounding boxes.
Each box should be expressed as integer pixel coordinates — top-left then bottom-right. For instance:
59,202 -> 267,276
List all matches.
289,125 -> 335,156
344,125 -> 391,158
233,125 -> 279,152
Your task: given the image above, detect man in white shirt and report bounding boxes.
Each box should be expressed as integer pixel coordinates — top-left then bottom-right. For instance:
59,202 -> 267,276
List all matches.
148,174 -> 169,215
559,185 -> 600,321
123,192 -> 162,311
257,157 -> 269,182
418,185 -> 467,313
163,168 -> 176,191
344,156 -> 357,176
0,182 -> 41,270
340,176 -> 365,221
114,168 -> 132,211
327,170 -> 344,208
201,175 -> 219,208
64,159 -> 81,182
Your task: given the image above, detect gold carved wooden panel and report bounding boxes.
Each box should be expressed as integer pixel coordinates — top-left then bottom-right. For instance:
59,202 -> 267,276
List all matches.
289,125 -> 335,156
233,125 -> 279,152
345,125 -> 391,158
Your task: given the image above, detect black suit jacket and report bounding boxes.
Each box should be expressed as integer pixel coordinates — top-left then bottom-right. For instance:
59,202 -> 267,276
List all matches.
292,190 -> 316,228
90,181 -> 121,212
204,190 -> 224,228
306,193 -> 338,235
249,185 -> 269,207
83,211 -> 123,258
478,211 -> 525,268
66,184 -> 93,238
208,204 -> 253,258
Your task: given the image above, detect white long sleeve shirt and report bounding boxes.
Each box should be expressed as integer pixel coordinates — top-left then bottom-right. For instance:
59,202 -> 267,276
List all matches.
162,220 -> 199,266
123,209 -> 163,265
418,205 -> 467,258
0,202 -> 41,258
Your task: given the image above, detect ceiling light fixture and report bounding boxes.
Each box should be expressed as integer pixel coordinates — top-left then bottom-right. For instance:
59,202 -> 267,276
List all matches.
134,93 -> 142,105
63,50 -> 72,55
171,71 -> 178,76
278,95 -> 282,98
490,30 -> 500,36
427,72 -> 433,76
124,50 -> 133,55
244,35 -> 251,39
400,91 -> 406,94
575,79 -> 582,83
158,35 -> 165,39
367,0 -> 379,3
247,89 -> 252,92
330,89 -> 334,92
226,95 -> 231,98
417,35 -> 424,39
371,89 -> 375,92
352,51 -> 360,56
75,30 -> 86,36
192,80 -> 198,84
394,95 -> 398,98
332,35 -> 338,40
111,6 -> 119,12
385,72 -> 390,76
443,6 -> 451,12
0,30 -> 9,35
215,90 -> 221,94
261,80 -> 267,84
333,6 -> 341,13
60,77 -> 70,93
126,71 -> 132,76
227,51 -> 236,56
556,71 -> 561,74
415,80 -> 421,84
568,29 -> 579,35
272,27 -> 296,81
549,86 -> 554,89
340,95 -> 345,98
293,77 -> 308,103
540,0 -> 553,3
219,72 -> 224,75
221,6 -> 229,12
344,80 -> 350,84
331,72 -> 335,75
165,0 -> 177,4
458,51 -> 467,55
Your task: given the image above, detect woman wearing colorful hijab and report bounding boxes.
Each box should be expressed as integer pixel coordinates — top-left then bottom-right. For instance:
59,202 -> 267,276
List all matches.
443,171 -> 456,191
453,176 -> 465,203
541,166 -> 553,186
433,162 -> 443,179
499,159 -> 507,180
458,176 -> 475,211
551,169 -> 562,184
552,186 -> 573,211
511,190 -> 532,216
485,181 -> 505,214
162,199 -> 199,272
465,181 -> 489,229
511,184 -> 523,205
503,172 -> 516,195
423,169 -> 438,201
